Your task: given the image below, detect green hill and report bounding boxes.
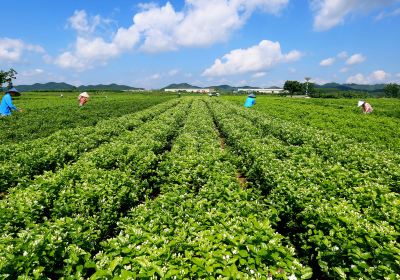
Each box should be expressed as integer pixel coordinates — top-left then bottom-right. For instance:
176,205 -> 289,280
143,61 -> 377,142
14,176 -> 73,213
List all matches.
13,82 -> 142,92
163,83 -> 201,89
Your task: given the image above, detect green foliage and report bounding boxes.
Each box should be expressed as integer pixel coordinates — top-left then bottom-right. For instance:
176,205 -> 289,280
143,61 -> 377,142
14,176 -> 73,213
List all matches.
0,92 -> 174,143
223,96 -> 400,151
284,80 -> 302,95
384,83 -> 400,98
209,99 -> 400,279
0,96 -> 399,279
309,89 -> 371,98
0,68 -> 17,89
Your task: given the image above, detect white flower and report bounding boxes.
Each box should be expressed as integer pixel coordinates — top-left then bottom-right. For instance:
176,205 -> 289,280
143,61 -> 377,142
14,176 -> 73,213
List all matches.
288,274 -> 297,280
124,264 -> 132,270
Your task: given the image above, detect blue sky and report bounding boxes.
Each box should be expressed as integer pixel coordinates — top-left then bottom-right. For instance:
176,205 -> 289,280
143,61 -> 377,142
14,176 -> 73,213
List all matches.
1,0 -> 400,89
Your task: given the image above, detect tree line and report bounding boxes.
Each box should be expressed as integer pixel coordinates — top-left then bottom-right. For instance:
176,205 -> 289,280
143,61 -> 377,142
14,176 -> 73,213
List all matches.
283,80 -> 400,98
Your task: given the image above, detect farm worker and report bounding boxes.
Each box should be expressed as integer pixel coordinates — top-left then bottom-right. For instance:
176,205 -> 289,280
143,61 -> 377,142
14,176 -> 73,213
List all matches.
0,87 -> 23,117
78,92 -> 90,106
244,93 -> 256,108
357,100 -> 373,114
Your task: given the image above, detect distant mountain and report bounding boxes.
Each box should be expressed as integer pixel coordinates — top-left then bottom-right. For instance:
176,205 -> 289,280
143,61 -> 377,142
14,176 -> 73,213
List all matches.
13,82 -> 142,91
16,82 -> 76,91
77,83 -> 143,91
163,83 -> 201,89
316,83 -> 354,91
315,83 -> 386,91
207,85 -> 236,91
163,83 -> 278,92
343,83 -> 385,91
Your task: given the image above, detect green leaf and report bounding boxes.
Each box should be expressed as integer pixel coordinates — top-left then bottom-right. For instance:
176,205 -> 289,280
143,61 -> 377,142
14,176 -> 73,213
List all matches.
333,267 -> 346,279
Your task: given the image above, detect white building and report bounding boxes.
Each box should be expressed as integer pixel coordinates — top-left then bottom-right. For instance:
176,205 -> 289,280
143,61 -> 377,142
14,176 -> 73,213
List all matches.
164,88 -> 213,93
237,88 -> 286,94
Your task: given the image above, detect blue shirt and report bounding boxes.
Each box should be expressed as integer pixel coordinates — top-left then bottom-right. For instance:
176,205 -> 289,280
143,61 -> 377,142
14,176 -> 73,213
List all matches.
244,97 -> 255,108
0,93 -> 17,116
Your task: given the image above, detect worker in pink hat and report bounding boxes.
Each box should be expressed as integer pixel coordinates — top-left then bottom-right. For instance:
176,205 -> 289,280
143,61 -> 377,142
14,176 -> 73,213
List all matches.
78,92 -> 90,107
357,100 -> 373,114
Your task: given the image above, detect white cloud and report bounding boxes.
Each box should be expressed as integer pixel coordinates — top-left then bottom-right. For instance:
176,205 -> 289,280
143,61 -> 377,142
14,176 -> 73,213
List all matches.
202,40 -> 302,77
346,53 -> 366,65
337,51 -> 348,59
67,10 -> 113,35
311,0 -> 399,31
346,74 -> 368,84
0,38 -> 44,62
320,57 -> 335,66
375,7 -> 400,20
252,72 -> 267,78
55,1 -> 289,69
137,0 -> 288,50
346,70 -> 390,84
135,2 -> 183,52
150,73 -> 161,80
21,68 -> 44,77
340,67 -> 348,73
168,69 -> 179,76
55,37 -> 121,71
68,10 -> 95,33
55,51 -> 87,70
371,70 -> 389,81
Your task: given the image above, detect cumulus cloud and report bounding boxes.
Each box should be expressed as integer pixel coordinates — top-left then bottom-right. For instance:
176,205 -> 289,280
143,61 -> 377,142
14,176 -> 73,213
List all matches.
337,51 -> 348,59
0,37 -> 45,62
55,37 -> 122,70
320,57 -> 335,66
67,10 -> 114,35
55,1 -> 289,70
311,0 -> 399,31
202,40 -> 302,77
346,53 -> 366,65
346,70 -> 390,84
252,72 -> 267,78
68,10 -> 98,33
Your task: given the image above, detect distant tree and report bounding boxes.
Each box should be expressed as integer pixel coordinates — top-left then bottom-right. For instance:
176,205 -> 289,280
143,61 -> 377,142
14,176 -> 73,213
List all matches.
383,83 -> 399,98
0,68 -> 17,89
283,80 -> 302,96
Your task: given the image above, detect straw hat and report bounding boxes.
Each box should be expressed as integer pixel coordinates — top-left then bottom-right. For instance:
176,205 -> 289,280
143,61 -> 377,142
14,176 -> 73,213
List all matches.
248,93 -> 256,98
357,100 -> 365,107
79,92 -> 90,98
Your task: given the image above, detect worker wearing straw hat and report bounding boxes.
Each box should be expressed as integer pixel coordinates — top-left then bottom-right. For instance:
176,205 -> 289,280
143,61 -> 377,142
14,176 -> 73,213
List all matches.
357,100 -> 373,114
0,87 -> 23,116
78,92 -> 90,107
244,92 -> 256,108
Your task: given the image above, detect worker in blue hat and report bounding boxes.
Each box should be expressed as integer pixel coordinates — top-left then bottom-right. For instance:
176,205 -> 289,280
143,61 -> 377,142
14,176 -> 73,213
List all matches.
0,87 -> 23,116
244,93 -> 256,108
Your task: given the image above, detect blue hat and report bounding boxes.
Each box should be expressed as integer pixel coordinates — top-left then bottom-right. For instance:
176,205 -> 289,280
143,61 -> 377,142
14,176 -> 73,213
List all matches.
6,87 -> 20,94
